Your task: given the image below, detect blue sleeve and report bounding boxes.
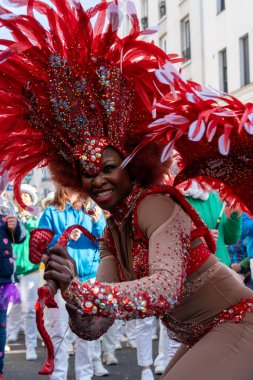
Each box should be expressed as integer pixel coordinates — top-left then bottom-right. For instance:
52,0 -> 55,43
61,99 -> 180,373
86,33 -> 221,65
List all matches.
241,213 -> 253,240
91,214 -> 106,238
38,209 -> 60,247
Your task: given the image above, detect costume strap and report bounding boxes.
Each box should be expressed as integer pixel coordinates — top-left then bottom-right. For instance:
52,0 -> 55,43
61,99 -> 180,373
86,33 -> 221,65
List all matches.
133,185 -> 216,253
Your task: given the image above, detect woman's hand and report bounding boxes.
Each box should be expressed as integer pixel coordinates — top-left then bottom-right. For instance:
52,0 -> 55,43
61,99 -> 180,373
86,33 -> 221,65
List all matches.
65,303 -> 115,340
231,263 -> 241,273
210,229 -> 219,242
91,206 -> 101,223
6,215 -> 18,231
69,228 -> 81,241
44,246 -> 77,293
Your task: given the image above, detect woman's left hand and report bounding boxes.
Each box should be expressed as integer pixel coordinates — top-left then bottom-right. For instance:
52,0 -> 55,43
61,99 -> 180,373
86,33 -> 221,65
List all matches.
44,246 -> 77,293
91,206 -> 101,223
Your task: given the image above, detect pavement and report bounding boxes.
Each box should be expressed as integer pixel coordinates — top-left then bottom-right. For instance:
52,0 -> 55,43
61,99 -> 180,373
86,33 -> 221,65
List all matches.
4,334 -> 160,380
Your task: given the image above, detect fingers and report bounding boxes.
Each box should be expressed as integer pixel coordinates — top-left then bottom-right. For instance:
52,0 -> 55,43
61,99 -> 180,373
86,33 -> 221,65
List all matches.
6,215 -> 17,231
69,229 -> 81,241
210,229 -> 219,242
48,245 -> 72,259
92,207 -> 101,223
44,269 -> 71,285
44,248 -> 77,292
46,252 -> 71,266
66,303 -> 84,317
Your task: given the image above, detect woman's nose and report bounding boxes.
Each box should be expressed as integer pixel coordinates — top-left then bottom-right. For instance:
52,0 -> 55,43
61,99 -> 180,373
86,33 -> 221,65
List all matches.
92,172 -> 106,186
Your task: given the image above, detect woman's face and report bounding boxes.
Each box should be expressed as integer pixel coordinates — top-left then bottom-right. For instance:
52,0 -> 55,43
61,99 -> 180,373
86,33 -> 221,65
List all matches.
80,148 -> 133,212
21,192 -> 33,207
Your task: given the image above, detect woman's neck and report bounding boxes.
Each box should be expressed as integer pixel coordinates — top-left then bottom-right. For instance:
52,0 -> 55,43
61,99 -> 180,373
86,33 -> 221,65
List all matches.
111,184 -> 143,228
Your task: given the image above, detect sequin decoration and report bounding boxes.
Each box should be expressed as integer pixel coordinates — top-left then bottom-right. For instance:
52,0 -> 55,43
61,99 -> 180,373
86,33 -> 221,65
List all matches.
63,278 -> 154,320
162,298 -> 253,347
79,135 -> 109,176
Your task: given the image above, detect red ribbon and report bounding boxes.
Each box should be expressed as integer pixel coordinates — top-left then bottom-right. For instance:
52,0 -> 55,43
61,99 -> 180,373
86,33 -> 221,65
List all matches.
30,225 -> 103,375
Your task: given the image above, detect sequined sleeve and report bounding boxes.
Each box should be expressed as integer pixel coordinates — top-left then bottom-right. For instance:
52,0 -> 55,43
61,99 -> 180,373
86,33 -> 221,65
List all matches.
66,229 -> 120,339
63,196 -> 192,320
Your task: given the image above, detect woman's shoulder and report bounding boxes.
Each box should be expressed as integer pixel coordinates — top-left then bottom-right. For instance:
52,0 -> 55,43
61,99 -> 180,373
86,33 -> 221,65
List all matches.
135,187 -> 180,239
137,186 -> 178,212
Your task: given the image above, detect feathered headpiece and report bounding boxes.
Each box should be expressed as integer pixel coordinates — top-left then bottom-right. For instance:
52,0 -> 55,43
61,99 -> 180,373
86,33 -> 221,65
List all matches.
0,0 -> 182,210
0,0 -> 253,213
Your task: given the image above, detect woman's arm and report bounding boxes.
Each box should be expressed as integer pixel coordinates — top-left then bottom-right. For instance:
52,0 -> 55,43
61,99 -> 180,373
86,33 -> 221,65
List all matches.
49,229 -> 120,340
61,194 -> 192,320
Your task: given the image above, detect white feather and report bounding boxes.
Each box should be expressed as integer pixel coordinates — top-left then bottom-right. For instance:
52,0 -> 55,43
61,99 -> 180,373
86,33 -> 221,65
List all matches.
188,120 -> 205,141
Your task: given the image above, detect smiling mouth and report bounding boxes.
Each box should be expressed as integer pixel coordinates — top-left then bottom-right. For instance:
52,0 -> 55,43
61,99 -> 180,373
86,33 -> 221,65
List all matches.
93,190 -> 114,202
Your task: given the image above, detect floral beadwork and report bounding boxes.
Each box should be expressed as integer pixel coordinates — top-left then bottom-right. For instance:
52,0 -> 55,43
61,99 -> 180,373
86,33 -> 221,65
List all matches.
79,135 -> 108,175
63,277 -> 158,320
162,298 -> 253,347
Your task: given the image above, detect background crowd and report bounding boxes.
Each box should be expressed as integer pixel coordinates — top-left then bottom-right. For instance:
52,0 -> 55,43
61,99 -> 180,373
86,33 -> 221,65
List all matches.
0,177 -> 253,380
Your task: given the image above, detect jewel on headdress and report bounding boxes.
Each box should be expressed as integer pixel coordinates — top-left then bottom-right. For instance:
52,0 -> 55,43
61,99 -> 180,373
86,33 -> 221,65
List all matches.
78,135 -> 109,176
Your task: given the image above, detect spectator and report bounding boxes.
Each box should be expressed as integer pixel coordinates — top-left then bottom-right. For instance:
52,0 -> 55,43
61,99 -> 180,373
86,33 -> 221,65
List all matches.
182,181 -> 242,266
13,184 -> 40,361
0,195 -> 26,380
38,187 -> 106,380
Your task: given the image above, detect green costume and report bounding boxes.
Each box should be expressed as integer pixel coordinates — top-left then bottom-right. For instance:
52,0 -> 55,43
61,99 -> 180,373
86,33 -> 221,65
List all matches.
14,216 -> 40,275
186,193 -> 241,266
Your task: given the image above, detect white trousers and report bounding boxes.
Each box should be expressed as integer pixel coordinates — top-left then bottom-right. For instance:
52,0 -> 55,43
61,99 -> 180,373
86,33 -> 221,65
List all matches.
154,321 -> 180,367
115,320 -> 136,343
136,318 -> 180,368
7,302 -> 23,339
136,317 -> 154,366
46,291 -> 94,380
20,271 -> 40,349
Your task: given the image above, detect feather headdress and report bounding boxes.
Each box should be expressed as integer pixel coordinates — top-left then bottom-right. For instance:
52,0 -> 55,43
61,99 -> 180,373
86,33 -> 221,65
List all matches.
0,0 -> 253,213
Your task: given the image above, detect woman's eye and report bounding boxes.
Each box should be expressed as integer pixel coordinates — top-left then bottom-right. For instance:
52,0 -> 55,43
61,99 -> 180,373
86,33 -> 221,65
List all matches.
103,165 -> 116,174
81,172 -> 95,179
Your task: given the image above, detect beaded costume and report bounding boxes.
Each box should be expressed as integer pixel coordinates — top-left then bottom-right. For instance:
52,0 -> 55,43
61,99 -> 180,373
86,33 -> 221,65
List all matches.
1,1 -> 253,378
63,185 -> 253,347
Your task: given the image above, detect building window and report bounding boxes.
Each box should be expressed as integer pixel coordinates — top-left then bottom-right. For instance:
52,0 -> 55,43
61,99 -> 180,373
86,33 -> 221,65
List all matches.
219,48 -> 228,92
141,0 -> 148,30
217,0 -> 225,14
240,34 -> 250,86
159,1 -> 166,19
159,34 -> 167,53
42,168 -> 50,182
24,170 -> 33,183
181,16 -> 191,61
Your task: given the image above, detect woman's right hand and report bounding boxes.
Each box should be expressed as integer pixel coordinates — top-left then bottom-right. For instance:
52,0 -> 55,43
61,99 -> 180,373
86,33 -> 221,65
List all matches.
69,228 -> 81,241
210,229 -> 219,242
44,246 -> 77,293
65,303 -> 115,341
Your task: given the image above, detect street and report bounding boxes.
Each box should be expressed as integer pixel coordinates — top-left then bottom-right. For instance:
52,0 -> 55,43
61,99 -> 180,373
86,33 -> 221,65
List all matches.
4,334 -> 160,380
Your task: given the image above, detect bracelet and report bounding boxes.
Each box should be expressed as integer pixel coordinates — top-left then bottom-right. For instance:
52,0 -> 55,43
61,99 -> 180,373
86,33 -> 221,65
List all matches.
63,277 -> 151,319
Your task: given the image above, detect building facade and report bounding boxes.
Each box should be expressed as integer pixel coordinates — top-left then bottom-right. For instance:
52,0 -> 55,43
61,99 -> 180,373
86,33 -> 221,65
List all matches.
122,0 -> 253,102
26,167 -> 55,205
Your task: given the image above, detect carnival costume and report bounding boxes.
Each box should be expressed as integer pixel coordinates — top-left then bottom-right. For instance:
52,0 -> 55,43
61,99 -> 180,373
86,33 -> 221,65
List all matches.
1,1 -> 253,378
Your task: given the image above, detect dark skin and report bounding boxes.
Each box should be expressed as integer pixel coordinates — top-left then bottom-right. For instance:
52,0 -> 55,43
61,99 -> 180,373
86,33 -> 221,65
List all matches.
44,146 -> 202,292
80,147 -> 133,212
44,147 -> 133,292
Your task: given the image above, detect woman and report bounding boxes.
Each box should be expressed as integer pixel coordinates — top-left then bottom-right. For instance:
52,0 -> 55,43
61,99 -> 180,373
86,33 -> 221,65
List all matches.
44,145 -> 253,380
1,1 -> 253,379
